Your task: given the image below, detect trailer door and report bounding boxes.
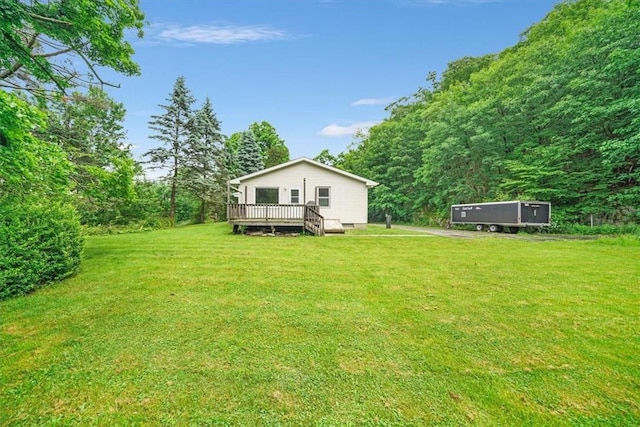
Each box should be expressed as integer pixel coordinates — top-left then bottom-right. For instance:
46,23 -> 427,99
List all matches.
521,203 -> 550,225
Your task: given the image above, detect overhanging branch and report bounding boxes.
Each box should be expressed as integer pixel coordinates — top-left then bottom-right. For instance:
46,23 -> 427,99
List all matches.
0,31 -> 39,80
74,49 -> 121,89
34,45 -> 77,59
27,13 -> 73,27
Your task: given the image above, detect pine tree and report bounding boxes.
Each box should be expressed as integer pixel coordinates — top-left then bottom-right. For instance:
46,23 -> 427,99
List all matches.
182,98 -> 226,223
236,130 -> 264,176
223,147 -> 238,181
146,76 -> 195,225
224,132 -> 242,179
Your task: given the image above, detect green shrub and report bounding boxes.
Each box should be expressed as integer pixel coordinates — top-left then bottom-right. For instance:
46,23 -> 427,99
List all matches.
0,202 -> 84,300
81,216 -> 172,236
563,223 -> 640,236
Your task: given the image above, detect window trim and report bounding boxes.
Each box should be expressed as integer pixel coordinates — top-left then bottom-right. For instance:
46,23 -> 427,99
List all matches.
316,186 -> 330,208
255,187 -> 279,204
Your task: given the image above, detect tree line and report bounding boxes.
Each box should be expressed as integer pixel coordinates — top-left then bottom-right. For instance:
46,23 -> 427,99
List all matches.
318,0 -> 639,230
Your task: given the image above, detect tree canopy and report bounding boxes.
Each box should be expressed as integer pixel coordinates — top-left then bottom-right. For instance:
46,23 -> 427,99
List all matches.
249,121 -> 290,168
40,87 -> 138,225
0,0 -> 144,95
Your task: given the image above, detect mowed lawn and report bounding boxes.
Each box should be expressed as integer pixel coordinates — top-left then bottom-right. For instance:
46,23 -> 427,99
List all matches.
1,224 -> 639,426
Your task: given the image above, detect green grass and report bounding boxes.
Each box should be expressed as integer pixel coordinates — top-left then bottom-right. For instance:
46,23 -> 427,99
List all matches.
1,223 -> 639,426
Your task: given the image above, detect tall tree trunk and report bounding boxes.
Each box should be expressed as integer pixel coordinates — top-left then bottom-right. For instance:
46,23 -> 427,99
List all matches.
169,181 -> 176,226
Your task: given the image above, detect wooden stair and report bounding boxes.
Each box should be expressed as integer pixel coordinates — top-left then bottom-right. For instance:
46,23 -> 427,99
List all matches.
303,205 -> 324,236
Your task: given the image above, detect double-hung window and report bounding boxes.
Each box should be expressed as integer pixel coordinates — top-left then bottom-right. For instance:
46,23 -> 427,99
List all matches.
290,188 -> 300,204
316,187 -> 330,207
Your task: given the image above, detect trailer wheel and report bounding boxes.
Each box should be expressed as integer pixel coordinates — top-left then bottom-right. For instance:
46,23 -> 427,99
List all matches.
509,227 -> 520,234
475,224 -> 484,232
488,224 -> 500,233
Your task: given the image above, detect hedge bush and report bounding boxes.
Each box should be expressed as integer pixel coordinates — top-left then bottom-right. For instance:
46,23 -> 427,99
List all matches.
0,202 -> 84,300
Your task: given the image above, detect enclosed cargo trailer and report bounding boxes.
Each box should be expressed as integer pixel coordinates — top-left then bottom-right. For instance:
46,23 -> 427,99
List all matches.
450,201 -> 551,232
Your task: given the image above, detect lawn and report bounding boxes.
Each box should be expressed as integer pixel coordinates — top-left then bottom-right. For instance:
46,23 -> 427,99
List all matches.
1,223 -> 639,425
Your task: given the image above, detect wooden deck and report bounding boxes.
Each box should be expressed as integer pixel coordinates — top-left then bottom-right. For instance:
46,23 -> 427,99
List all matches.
227,203 -> 325,236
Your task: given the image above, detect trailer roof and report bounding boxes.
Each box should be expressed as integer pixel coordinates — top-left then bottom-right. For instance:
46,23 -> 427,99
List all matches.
451,200 -> 551,207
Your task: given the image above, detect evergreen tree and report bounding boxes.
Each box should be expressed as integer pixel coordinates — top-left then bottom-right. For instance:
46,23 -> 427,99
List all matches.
182,97 -> 226,223
236,130 -> 264,176
146,76 -> 195,225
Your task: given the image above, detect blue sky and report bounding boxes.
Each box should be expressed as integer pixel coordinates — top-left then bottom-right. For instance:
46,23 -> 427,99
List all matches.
105,0 -> 560,167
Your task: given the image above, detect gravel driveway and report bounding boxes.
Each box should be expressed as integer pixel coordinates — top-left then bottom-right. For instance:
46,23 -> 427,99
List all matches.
369,224 -> 590,241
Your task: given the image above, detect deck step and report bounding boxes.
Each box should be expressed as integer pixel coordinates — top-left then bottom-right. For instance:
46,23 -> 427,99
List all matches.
323,219 -> 344,234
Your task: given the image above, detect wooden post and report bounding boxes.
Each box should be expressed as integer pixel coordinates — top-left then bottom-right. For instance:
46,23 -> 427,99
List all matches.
227,181 -> 230,220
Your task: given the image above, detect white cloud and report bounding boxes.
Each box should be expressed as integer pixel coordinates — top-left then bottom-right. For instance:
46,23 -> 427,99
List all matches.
351,97 -> 395,106
152,23 -> 293,45
318,121 -> 380,138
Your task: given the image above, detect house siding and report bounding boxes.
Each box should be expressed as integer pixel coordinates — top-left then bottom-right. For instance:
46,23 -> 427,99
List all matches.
235,162 -> 370,224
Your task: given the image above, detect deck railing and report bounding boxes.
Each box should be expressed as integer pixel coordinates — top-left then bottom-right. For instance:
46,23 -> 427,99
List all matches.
227,203 -> 325,236
227,203 -> 305,221
303,204 -> 325,236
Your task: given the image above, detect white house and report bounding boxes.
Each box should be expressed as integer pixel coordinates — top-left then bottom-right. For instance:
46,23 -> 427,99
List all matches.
227,157 -> 378,233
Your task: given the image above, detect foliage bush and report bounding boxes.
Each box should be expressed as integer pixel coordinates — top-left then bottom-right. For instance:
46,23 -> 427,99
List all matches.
82,217 -> 172,236
544,209 -> 640,235
564,223 -> 640,236
0,202 -> 84,300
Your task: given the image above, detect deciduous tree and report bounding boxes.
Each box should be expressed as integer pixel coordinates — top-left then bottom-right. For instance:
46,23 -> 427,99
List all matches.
41,87 -> 137,225
249,121 -> 290,167
336,0 -> 640,225
0,0 -> 144,96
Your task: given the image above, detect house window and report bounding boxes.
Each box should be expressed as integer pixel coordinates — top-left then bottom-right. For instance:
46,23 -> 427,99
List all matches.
290,188 -> 300,204
316,187 -> 330,207
255,188 -> 279,204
